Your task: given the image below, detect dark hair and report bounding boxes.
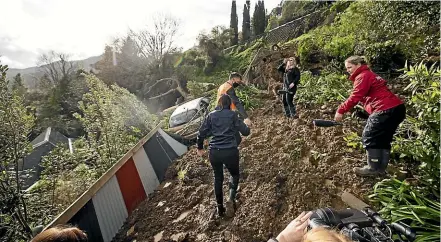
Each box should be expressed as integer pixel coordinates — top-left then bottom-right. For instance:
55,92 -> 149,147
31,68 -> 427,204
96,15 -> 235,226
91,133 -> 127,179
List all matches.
229,72 -> 242,80
218,94 -> 232,109
345,56 -> 367,65
31,226 -> 88,242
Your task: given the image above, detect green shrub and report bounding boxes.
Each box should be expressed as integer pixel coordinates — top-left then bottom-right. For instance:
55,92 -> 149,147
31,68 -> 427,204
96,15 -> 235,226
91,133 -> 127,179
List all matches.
392,62 -> 440,191
296,71 -> 351,105
369,179 -> 440,242
293,1 -> 440,69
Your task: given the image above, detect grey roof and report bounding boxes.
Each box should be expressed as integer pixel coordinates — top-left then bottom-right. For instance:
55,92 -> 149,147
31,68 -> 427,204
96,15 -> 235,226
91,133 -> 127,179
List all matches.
31,127 -> 69,149
30,129 -> 48,146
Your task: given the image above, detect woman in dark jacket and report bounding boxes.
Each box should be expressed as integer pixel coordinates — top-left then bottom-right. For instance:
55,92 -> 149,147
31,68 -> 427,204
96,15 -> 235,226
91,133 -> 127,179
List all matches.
197,94 -> 250,217
277,57 -> 301,118
335,56 -> 405,177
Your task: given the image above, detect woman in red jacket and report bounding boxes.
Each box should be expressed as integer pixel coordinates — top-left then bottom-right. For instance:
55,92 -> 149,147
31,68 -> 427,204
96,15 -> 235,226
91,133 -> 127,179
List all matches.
334,56 -> 405,176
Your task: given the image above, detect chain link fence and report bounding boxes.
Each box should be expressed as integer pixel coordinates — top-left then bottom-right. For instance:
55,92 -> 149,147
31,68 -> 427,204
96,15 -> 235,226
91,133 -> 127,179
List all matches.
222,10 -> 329,55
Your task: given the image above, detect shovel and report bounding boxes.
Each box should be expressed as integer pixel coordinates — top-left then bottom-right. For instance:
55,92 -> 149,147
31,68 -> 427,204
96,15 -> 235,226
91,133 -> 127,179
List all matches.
313,119 -> 343,127
277,86 -> 305,95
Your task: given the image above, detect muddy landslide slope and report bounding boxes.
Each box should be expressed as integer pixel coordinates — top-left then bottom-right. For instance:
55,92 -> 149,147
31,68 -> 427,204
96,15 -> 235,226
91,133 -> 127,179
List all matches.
112,98 -> 386,242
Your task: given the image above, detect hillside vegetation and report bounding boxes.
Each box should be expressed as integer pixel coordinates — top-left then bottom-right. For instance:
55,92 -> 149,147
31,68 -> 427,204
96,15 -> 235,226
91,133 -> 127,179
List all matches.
0,1 -> 439,241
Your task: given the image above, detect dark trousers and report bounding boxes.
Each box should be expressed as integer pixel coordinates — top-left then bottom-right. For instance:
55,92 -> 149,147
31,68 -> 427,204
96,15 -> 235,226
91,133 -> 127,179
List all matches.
209,148 -> 240,206
362,104 -> 406,149
282,90 -> 296,117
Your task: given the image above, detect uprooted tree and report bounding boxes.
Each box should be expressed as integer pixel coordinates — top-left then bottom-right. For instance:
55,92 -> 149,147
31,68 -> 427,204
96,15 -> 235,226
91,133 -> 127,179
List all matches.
93,14 -> 189,113
145,78 -> 188,113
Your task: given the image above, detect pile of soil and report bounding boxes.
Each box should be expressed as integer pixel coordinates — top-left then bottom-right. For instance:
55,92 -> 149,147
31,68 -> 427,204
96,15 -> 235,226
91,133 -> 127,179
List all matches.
112,99 -> 385,242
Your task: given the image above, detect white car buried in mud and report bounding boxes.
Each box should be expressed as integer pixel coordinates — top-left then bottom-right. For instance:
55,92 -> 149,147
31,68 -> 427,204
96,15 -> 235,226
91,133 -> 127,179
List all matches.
167,96 -> 211,141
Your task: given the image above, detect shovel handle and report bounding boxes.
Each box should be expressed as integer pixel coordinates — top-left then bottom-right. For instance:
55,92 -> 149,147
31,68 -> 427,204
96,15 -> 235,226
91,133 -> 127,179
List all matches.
313,119 -> 342,127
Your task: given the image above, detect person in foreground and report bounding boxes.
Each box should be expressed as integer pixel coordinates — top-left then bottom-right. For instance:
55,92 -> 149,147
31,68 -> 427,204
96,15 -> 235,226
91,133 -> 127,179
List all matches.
197,94 -> 251,217
334,55 -> 405,177
277,57 -> 301,118
268,211 -> 350,242
31,225 -> 88,242
217,72 -> 252,145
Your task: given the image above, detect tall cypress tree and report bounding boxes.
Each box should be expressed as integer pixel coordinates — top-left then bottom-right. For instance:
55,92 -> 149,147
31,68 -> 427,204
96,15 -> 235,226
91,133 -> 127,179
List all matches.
252,0 -> 267,36
242,0 -> 251,42
230,0 -> 239,46
260,0 -> 267,33
252,2 -> 259,36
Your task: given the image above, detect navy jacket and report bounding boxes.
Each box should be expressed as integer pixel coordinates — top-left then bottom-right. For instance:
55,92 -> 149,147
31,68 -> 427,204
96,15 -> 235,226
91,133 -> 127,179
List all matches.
197,107 -> 250,150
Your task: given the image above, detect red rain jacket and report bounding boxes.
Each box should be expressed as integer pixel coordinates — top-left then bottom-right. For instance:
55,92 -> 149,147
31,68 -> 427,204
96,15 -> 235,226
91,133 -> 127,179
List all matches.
337,65 -> 403,115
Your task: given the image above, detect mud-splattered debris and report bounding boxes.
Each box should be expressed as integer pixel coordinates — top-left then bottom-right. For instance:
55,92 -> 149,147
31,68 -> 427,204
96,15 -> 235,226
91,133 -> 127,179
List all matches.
172,210 -> 192,223
153,231 -> 163,242
111,100 -> 377,242
126,225 -> 135,236
196,233 -> 208,240
157,201 -> 166,207
163,182 -> 172,188
170,232 -> 186,241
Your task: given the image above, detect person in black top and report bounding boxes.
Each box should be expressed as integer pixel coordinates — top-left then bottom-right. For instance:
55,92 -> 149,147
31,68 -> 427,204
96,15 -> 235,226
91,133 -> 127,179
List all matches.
277,57 -> 301,118
197,94 -> 251,217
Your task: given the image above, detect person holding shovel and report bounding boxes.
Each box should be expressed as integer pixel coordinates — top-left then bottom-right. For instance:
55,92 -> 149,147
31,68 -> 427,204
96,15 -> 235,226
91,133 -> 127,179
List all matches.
277,57 -> 301,118
197,94 -> 250,217
334,56 -> 405,177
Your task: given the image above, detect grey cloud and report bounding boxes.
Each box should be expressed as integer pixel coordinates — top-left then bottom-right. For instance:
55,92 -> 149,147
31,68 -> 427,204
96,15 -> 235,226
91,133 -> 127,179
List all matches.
0,36 -> 40,68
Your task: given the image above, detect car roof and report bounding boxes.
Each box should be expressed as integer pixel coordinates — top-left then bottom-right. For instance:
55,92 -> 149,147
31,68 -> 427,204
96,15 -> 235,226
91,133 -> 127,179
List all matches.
171,97 -> 208,116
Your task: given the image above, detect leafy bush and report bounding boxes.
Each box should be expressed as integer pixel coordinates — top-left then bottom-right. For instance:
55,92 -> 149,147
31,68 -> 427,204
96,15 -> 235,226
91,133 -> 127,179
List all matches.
291,1 -> 440,69
208,85 -> 261,112
74,74 -> 149,173
343,131 -> 363,151
0,64 -> 35,241
278,1 -> 330,26
369,179 -> 440,242
323,34 -> 355,61
28,142 -> 97,227
235,85 -> 262,111
186,81 -> 215,98
296,71 -> 351,105
392,62 -> 440,192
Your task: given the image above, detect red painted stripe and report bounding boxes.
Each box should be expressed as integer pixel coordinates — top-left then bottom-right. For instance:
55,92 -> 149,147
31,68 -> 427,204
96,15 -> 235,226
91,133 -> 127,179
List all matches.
116,158 -> 147,214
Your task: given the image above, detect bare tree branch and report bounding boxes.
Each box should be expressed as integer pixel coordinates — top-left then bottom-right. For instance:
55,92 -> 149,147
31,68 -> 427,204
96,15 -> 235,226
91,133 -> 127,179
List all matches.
129,13 -> 180,63
37,51 -> 76,87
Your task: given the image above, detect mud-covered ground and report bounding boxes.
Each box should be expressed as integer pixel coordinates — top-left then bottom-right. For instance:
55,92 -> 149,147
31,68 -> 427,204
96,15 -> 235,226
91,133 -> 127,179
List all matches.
112,97 -> 394,242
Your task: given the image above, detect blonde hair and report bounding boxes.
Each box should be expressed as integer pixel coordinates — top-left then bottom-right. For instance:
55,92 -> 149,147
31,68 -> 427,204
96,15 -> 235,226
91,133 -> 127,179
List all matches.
31,225 -> 88,242
286,56 -> 297,69
303,227 -> 351,242
345,55 -> 367,65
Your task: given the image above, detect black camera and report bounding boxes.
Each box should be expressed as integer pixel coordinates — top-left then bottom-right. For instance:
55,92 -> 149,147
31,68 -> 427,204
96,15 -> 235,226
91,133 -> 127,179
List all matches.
308,207 -> 416,242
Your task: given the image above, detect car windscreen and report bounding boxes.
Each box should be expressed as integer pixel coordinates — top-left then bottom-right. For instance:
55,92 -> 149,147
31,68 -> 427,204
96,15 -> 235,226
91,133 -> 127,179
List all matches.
169,109 -> 198,128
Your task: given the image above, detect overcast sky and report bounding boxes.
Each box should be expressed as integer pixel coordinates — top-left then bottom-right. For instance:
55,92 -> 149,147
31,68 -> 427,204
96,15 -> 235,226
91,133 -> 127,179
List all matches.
0,0 -> 281,69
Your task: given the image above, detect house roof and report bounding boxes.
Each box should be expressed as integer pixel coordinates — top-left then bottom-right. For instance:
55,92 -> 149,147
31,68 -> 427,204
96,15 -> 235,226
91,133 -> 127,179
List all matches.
31,127 -> 69,149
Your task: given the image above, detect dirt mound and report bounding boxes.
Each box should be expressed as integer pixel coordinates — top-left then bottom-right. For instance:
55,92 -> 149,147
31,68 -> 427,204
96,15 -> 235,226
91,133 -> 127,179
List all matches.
112,100 -> 385,242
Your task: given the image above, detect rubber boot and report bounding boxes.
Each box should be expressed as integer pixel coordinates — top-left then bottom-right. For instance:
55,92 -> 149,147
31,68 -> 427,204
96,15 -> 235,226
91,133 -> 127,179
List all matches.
353,149 -> 383,177
229,187 -> 237,202
288,105 -> 297,119
226,179 -> 238,217
217,204 -> 225,217
225,199 -> 236,218
283,105 -> 290,117
379,149 -> 390,172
